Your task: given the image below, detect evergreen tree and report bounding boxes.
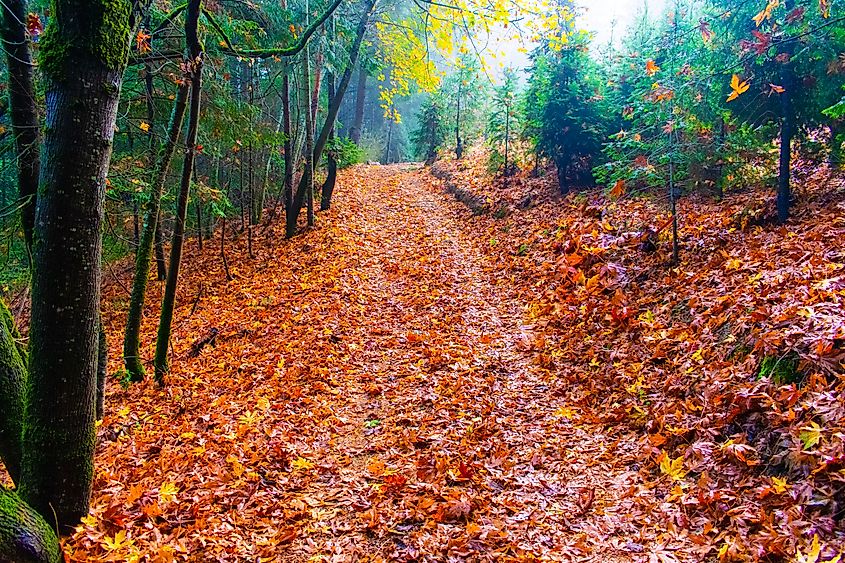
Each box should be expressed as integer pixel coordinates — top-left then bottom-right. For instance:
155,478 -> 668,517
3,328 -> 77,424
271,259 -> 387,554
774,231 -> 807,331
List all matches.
524,31 -> 610,193
412,95 -> 447,164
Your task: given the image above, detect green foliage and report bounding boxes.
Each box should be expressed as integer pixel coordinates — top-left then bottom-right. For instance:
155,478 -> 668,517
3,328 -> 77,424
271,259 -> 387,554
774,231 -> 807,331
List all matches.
440,54 -> 490,152
411,95 -> 448,162
758,353 -> 804,386
595,0 -> 845,201
524,32 -> 611,192
487,68 -> 520,175
327,137 -> 364,169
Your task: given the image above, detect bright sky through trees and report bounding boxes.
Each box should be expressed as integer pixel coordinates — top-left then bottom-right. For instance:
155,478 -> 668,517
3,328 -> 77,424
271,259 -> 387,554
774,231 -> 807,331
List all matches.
579,0 -> 667,46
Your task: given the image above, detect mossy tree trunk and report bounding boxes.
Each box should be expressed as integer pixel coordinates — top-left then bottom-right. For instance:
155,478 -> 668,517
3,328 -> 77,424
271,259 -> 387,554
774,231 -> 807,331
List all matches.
0,0 -> 41,251
0,489 -> 60,563
0,1 -> 132,560
153,0 -> 203,383
0,1 -> 131,560
20,0 -> 132,529
0,300 -> 25,485
123,80 -> 189,380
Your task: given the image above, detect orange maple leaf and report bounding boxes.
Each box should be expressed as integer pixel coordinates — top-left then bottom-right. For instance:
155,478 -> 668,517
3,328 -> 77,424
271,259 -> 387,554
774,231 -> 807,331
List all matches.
136,29 -> 152,54
609,179 -> 625,199
726,74 -> 750,102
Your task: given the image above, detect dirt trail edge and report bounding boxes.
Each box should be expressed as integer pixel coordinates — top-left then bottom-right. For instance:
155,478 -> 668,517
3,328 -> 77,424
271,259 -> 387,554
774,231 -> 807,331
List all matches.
82,164 -> 689,562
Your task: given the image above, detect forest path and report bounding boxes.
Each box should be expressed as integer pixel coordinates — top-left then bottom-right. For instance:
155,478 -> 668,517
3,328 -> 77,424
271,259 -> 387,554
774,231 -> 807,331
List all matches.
85,164 -> 679,562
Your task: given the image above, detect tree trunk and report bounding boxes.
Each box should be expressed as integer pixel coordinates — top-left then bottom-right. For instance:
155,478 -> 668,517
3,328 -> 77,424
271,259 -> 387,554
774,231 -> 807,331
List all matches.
287,0 -> 376,237
123,80 -> 189,380
0,300 -> 25,485
777,64 -> 794,224
384,118 -> 393,163
350,63 -> 367,144
320,72 -> 338,210
20,0 -> 131,530
154,217 -> 168,280
96,316 -> 107,420
154,0 -> 203,383
303,47 -> 316,228
0,488 -> 60,563
455,77 -> 463,160
0,0 -> 41,251
281,70 -> 294,219
270,69 -> 293,225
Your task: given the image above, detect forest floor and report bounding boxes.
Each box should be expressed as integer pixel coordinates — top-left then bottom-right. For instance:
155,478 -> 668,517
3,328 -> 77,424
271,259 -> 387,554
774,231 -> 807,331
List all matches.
65,158 -> 845,562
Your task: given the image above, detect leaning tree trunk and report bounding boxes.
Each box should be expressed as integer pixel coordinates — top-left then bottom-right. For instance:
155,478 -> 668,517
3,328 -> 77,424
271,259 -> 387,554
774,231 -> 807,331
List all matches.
154,0 -> 203,383
287,0 -> 377,237
320,71 -> 338,210
17,0 -> 131,542
0,0 -> 40,251
123,80 -> 189,380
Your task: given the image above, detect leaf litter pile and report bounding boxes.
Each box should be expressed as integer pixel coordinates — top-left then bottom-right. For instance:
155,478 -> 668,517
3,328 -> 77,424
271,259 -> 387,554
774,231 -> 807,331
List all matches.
65,159 -> 844,561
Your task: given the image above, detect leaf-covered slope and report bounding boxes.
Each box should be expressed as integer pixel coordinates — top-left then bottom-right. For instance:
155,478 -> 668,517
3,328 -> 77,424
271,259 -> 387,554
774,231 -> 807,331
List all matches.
430,151 -> 845,561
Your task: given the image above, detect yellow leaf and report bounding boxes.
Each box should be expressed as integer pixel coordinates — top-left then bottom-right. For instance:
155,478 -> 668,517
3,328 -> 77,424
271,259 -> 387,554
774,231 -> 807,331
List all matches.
659,452 -> 686,481
102,530 -> 131,551
726,74 -> 750,102
553,406 -> 576,419
800,422 -> 822,449
292,457 -> 315,471
139,121 -> 150,133
795,534 -> 821,563
771,476 -> 789,494
645,59 -> 660,76
159,482 -> 178,504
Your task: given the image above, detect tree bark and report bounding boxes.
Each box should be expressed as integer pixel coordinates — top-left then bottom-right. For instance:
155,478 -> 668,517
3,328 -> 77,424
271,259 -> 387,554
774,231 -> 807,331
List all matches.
303,47 -> 315,228
776,0 -> 795,224
320,72 -> 338,210
0,300 -> 25,485
154,217 -> 168,280
0,0 -> 41,251
455,75 -> 463,160
96,316 -> 107,420
777,65 -> 794,224
20,0 -> 131,530
154,0 -> 203,383
0,488 -> 60,563
123,81 -> 189,380
350,63 -> 367,144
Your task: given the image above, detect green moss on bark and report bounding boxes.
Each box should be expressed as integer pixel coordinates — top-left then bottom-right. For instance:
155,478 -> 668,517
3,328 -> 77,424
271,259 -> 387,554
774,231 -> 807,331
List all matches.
0,300 -> 25,484
39,0 -> 131,80
0,488 -> 60,563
